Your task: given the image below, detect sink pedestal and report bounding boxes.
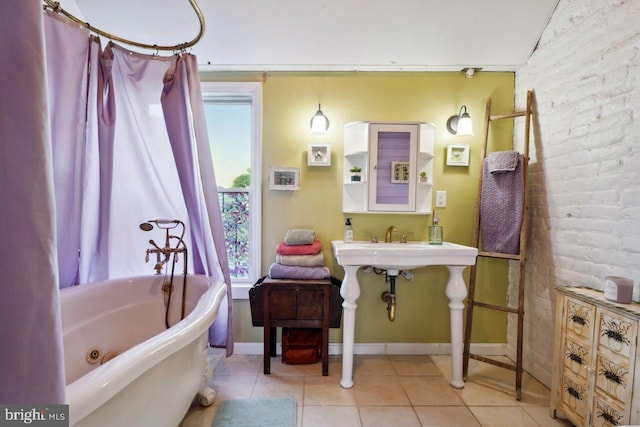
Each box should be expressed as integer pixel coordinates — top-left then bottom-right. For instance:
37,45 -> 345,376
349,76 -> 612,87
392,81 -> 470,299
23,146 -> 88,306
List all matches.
340,265 -> 360,388
331,240 -> 478,389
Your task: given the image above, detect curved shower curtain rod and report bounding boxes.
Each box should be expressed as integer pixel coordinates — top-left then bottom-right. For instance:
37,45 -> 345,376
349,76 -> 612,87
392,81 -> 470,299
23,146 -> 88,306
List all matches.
42,0 -> 205,52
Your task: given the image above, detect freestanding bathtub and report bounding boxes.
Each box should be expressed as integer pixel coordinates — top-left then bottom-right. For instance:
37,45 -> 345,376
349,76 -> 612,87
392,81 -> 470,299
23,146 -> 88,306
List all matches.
60,274 -> 227,427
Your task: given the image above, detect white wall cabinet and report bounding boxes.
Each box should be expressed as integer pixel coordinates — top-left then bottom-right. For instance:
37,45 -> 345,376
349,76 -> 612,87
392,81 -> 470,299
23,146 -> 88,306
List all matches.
343,121 -> 434,214
551,286 -> 640,426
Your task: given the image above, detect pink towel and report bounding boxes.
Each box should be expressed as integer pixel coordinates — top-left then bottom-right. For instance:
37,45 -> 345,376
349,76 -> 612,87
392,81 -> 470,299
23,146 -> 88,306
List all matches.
276,239 -> 322,255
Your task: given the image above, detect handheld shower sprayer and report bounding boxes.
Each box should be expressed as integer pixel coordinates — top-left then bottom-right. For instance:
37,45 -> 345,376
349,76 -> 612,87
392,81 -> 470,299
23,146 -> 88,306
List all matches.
139,222 -> 154,232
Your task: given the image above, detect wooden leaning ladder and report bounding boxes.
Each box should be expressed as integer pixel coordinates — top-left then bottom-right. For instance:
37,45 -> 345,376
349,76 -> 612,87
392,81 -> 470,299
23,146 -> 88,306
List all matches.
462,90 -> 533,401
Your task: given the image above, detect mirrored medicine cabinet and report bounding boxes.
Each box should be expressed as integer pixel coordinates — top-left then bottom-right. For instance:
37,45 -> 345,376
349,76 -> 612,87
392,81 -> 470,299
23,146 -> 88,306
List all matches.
343,121 -> 434,214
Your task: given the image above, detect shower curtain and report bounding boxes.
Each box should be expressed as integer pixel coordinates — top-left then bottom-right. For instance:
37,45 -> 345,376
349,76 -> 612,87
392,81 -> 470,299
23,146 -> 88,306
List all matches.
0,1 -> 232,404
0,0 -> 66,404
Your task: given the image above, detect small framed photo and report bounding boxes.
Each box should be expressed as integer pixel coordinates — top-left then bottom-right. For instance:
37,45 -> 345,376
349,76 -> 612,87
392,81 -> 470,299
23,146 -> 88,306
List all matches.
269,167 -> 300,190
391,161 -> 410,183
446,144 -> 470,166
308,143 -> 331,166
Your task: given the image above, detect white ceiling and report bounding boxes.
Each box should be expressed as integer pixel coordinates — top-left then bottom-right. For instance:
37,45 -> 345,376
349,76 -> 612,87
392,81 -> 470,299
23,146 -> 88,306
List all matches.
71,0 -> 559,72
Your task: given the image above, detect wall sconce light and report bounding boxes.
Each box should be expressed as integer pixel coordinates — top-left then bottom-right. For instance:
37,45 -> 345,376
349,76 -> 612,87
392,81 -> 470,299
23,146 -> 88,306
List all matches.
446,105 -> 474,136
310,104 -> 329,134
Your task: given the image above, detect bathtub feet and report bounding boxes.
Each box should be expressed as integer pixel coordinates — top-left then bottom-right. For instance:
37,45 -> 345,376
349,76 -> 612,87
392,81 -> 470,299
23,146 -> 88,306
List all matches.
197,386 -> 216,406
196,352 -> 216,406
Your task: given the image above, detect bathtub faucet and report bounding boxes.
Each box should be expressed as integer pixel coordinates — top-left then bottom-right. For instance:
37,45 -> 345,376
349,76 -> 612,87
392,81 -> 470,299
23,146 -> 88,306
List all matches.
140,219 -> 188,275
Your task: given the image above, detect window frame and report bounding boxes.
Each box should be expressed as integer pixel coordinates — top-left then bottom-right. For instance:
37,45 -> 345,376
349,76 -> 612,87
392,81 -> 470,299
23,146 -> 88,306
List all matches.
200,81 -> 262,299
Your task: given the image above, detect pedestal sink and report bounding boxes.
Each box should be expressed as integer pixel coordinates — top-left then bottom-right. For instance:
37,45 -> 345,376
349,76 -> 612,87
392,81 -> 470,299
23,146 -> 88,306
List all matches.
331,240 -> 478,389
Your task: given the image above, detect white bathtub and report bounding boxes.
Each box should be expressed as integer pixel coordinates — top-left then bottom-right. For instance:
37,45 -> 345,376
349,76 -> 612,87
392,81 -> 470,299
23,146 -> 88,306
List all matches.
60,274 -> 227,427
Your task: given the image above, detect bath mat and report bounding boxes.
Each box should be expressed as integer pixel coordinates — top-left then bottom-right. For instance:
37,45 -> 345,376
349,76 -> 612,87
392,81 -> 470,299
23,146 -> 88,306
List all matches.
212,398 -> 296,427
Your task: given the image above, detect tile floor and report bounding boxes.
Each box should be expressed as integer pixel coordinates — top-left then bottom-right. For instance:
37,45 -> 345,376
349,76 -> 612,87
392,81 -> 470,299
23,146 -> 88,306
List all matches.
180,349 -> 574,427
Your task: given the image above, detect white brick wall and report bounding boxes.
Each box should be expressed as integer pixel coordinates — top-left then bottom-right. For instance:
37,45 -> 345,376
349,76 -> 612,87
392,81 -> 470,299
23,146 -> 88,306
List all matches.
511,0 -> 640,387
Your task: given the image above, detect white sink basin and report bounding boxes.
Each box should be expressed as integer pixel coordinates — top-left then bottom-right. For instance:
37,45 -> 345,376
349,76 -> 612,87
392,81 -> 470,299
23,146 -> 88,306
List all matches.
331,239 -> 478,389
331,240 -> 478,272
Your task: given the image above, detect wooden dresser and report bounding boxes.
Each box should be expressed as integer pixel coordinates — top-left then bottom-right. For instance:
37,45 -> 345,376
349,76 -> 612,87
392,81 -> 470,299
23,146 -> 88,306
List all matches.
551,286 -> 640,426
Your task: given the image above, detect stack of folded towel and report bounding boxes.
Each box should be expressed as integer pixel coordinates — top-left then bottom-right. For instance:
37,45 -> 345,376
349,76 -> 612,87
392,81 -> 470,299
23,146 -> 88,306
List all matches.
268,229 -> 330,280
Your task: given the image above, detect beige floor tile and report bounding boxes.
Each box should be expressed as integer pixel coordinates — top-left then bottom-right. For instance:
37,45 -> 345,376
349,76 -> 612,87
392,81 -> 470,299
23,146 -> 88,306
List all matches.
522,406 -> 574,426
389,354 -> 442,376
209,375 -> 256,402
212,354 -> 263,376
400,376 -> 465,406
414,406 -> 481,427
266,357 -> 308,376
430,354 -> 520,386
429,354 -> 453,378
353,375 -> 411,406
359,406 -> 421,427
182,350 -> 565,427
251,374 -> 304,402
460,375 -> 524,406
517,375 -> 553,407
455,380 -> 520,406
302,355 -> 343,377
466,356 -> 519,384
352,355 -> 396,376
264,355 -> 343,377
469,406 -> 539,427
206,349 -> 225,371
301,405 -> 361,427
303,375 -> 357,406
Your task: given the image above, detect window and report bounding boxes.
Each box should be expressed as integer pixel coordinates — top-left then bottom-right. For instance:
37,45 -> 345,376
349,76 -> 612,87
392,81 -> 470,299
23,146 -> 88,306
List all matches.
201,82 -> 261,299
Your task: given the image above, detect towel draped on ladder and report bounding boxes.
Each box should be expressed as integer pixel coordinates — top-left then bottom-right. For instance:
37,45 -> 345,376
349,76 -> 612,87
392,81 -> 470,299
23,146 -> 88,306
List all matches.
480,151 -> 525,255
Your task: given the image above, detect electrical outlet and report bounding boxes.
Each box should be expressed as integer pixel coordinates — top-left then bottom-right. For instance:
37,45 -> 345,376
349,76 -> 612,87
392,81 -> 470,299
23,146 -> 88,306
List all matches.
436,191 -> 447,207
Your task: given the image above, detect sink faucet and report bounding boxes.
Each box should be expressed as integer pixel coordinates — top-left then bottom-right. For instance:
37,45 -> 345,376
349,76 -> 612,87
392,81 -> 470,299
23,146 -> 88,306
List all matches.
364,232 -> 378,243
400,232 -> 413,243
384,226 -> 398,243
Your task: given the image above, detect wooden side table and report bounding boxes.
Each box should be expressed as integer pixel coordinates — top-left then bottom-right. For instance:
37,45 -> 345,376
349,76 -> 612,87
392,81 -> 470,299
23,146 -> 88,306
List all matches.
261,278 -> 331,376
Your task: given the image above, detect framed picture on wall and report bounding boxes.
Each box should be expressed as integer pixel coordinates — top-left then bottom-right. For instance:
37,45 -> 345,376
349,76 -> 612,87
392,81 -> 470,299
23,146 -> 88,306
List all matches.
391,161 -> 410,183
269,167 -> 300,190
308,143 -> 331,166
446,144 -> 470,166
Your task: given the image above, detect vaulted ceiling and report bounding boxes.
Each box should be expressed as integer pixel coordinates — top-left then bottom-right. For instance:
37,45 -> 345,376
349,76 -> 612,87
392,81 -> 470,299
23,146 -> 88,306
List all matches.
72,0 -> 559,72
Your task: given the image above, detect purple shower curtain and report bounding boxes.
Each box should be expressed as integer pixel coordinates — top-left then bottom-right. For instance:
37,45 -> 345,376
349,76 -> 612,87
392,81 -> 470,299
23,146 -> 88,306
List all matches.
0,2 -> 232,403
68,34 -> 233,352
44,12 -> 92,288
0,0 -> 66,404
161,55 -> 234,352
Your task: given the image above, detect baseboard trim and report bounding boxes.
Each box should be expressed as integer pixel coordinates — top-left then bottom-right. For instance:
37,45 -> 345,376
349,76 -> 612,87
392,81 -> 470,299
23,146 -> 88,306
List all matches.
231,342 -> 507,356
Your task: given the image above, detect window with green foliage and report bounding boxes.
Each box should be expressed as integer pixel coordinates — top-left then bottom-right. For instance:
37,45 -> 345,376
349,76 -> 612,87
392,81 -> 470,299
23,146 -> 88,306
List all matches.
202,82 -> 261,298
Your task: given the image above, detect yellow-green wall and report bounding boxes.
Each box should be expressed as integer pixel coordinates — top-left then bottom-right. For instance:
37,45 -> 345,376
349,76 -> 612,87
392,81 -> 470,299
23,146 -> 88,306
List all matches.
203,71 -> 515,346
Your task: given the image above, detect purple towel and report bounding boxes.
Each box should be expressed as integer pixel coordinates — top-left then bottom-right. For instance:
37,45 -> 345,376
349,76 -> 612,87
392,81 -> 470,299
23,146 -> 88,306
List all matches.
480,154 -> 525,255
268,263 -> 330,280
487,151 -> 519,173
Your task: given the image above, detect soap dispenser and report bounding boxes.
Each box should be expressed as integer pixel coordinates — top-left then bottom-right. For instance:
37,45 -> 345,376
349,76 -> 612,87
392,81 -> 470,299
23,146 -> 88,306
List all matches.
429,211 -> 443,245
344,218 -> 354,243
